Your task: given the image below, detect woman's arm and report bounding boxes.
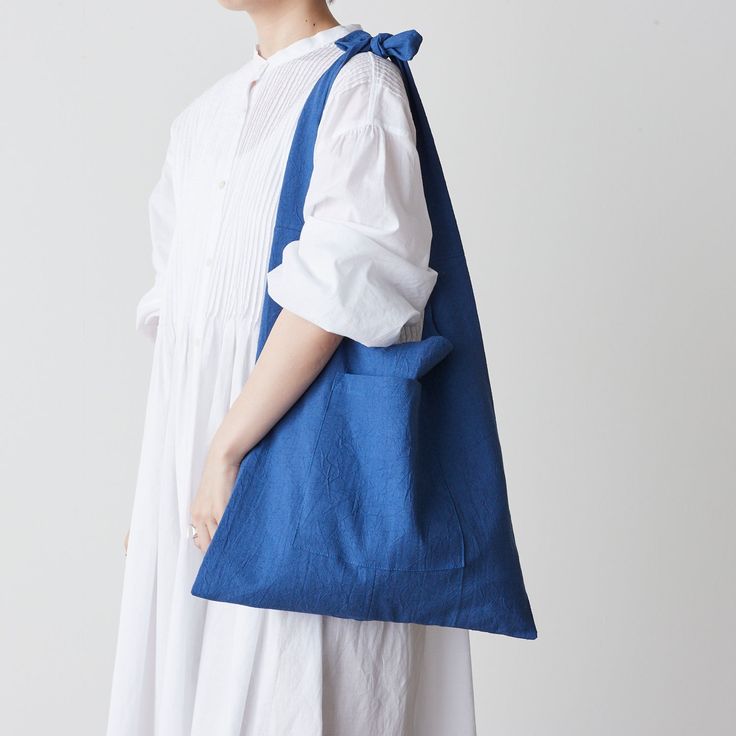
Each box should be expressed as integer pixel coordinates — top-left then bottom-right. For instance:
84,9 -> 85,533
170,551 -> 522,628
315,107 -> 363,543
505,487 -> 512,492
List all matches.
190,308 -> 343,552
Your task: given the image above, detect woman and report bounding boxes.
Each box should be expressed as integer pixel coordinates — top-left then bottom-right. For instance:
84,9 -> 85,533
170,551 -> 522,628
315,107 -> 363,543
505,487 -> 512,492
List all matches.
107,2 -> 477,734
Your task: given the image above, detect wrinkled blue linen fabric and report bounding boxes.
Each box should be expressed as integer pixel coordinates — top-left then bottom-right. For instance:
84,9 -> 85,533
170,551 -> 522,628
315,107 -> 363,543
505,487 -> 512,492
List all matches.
191,29 -> 538,639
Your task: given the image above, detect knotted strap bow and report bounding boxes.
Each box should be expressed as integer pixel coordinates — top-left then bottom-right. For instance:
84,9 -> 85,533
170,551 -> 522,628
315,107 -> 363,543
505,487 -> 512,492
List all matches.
336,29 -> 423,61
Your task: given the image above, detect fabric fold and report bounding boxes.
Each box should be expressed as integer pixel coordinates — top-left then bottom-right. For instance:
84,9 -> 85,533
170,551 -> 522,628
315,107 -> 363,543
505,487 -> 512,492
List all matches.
135,286 -> 162,342
267,216 -> 437,347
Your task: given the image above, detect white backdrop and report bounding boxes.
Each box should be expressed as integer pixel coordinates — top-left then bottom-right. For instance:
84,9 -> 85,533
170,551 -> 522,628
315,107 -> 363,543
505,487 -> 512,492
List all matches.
1,1 -> 734,734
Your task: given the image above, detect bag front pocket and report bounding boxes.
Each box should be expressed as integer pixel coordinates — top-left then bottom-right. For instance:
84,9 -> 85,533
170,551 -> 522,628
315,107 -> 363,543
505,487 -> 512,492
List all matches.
291,372 -> 465,572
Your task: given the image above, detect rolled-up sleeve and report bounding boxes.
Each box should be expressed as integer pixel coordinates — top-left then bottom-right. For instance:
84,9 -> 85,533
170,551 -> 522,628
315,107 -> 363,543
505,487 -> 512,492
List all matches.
266,66 -> 436,348
136,131 -> 177,342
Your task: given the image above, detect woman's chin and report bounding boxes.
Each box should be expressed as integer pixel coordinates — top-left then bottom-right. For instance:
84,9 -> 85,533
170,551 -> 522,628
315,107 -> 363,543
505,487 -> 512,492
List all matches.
216,0 -> 254,12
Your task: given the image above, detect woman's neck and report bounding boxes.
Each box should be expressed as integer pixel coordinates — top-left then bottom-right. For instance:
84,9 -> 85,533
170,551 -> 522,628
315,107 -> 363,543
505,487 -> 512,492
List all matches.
249,1 -> 339,60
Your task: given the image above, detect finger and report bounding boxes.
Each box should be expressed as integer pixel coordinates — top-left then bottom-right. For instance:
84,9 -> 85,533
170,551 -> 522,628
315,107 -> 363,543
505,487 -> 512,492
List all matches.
123,528 -> 130,556
205,518 -> 218,547
213,504 -> 227,525
190,521 -> 203,550
196,522 -> 212,554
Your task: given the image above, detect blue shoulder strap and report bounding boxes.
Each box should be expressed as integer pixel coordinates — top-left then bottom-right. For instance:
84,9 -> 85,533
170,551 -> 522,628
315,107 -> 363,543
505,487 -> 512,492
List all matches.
256,28 -> 460,354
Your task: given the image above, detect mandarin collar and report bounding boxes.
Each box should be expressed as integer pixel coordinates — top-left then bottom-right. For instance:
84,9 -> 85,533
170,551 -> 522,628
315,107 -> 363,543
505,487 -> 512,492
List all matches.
251,22 -> 362,73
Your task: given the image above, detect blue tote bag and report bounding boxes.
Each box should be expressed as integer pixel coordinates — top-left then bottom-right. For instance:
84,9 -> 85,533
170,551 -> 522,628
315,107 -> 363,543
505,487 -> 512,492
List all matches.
191,29 -> 538,639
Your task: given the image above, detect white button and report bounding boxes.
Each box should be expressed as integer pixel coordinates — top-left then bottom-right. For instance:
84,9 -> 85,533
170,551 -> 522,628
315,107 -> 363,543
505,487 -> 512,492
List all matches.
217,180 -> 226,189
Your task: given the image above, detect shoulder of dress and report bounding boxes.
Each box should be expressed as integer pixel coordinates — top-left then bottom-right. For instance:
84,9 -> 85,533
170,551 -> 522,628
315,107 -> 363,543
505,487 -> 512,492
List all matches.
319,52 -> 414,140
332,52 -> 407,101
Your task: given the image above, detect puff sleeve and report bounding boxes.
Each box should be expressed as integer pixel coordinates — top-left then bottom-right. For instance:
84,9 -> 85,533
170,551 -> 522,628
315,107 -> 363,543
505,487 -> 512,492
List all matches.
265,60 -> 436,348
135,130 -> 177,342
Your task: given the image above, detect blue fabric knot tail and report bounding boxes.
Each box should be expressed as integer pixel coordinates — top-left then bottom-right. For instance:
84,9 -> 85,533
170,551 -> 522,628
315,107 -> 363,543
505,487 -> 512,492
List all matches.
336,29 -> 423,61
371,30 -> 423,60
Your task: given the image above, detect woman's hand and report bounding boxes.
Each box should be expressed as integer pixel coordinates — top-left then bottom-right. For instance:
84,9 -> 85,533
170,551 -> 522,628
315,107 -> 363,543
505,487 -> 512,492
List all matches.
190,452 -> 240,554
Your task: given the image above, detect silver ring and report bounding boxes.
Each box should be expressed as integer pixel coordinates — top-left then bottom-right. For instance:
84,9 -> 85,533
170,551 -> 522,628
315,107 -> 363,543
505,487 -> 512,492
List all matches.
188,523 -> 199,540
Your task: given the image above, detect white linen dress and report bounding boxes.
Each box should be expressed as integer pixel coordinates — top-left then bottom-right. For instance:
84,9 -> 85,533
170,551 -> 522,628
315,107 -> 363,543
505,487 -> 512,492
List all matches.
106,22 -> 477,736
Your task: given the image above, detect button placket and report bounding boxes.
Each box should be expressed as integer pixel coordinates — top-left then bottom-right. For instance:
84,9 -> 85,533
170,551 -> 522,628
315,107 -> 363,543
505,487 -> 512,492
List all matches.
196,72 -> 261,318
202,126 -> 239,275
